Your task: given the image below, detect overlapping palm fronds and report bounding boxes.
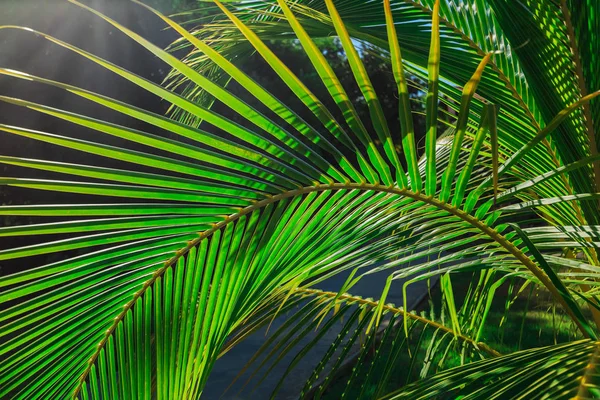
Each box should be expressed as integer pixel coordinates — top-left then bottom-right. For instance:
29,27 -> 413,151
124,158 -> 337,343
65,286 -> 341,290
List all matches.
167,0 -> 599,228
0,0 -> 599,399
382,339 -> 600,399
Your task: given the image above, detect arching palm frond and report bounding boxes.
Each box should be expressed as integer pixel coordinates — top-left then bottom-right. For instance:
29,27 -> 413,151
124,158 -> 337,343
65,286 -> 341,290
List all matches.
0,1 -> 599,399
225,287 -> 501,399
167,0 -> 599,230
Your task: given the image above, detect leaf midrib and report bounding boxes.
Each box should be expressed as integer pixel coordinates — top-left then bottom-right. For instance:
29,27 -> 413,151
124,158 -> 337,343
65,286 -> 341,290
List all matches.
72,182 -> 583,398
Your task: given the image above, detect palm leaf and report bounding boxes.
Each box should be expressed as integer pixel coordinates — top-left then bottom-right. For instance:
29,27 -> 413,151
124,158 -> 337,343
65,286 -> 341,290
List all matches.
382,339 -> 600,399
226,287 -> 499,399
0,1 -> 598,399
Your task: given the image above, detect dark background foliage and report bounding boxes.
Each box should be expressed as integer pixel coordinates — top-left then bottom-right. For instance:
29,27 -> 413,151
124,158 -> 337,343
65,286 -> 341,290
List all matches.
0,0 -> 182,275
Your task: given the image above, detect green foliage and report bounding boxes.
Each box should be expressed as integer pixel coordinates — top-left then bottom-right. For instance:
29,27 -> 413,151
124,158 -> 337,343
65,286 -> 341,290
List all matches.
1,0 -> 600,399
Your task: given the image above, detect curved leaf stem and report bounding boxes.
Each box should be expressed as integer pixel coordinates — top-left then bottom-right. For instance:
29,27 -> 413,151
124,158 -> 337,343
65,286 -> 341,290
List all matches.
72,182 -> 588,398
296,287 -> 501,357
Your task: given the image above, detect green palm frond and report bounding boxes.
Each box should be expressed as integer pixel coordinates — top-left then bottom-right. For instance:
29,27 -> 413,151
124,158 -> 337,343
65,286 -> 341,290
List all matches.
0,0 -> 599,398
165,0 -> 597,230
487,0 -> 600,223
382,339 -> 600,399
227,287 -> 500,399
